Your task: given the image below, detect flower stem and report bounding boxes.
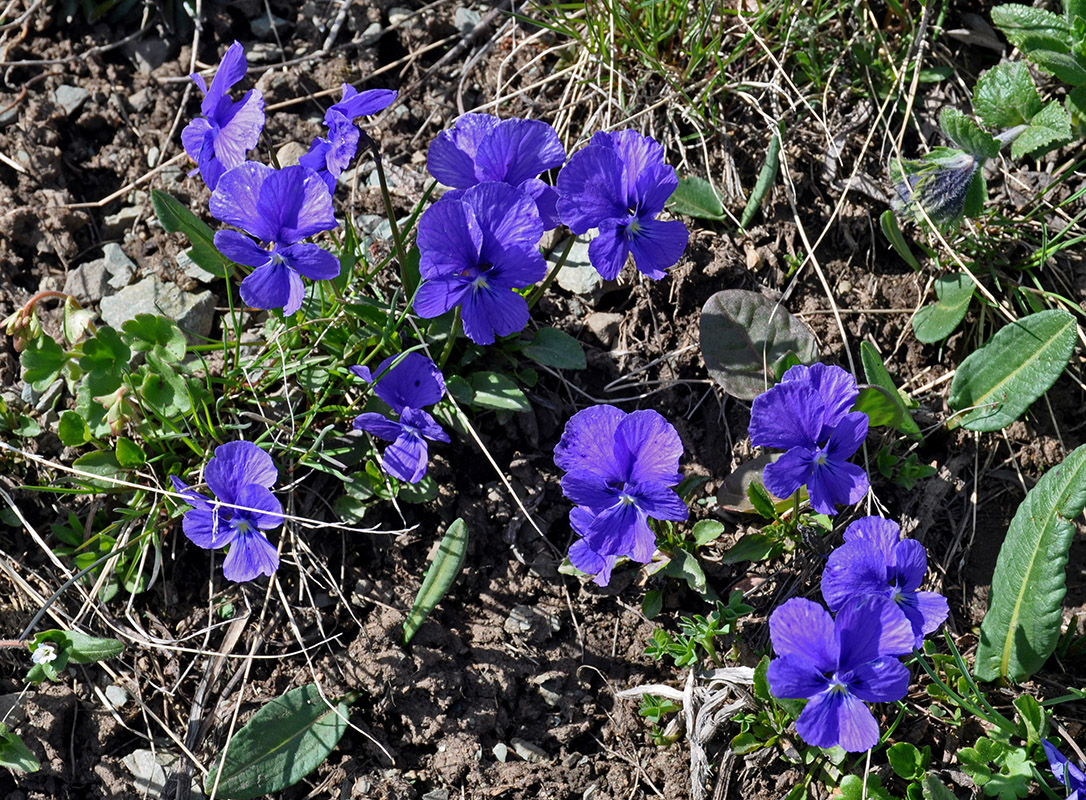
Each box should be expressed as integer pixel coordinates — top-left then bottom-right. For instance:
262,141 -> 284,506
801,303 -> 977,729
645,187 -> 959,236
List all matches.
437,307 -> 461,371
527,235 -> 576,310
360,131 -> 410,290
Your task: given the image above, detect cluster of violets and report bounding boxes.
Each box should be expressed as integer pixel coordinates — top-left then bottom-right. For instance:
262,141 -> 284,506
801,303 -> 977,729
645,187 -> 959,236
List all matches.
768,516 -> 949,752
1044,740 -> 1086,800
173,42 -> 691,579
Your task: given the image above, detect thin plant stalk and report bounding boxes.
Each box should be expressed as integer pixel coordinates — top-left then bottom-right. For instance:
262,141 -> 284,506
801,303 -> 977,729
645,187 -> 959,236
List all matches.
527,235 -> 576,309
360,131 -> 410,289
437,307 -> 462,371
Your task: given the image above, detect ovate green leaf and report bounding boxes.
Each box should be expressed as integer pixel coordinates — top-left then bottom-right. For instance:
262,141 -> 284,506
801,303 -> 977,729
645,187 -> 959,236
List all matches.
860,342 -> 921,439
990,5 -> 1071,53
974,444 -> 1086,681
912,272 -> 973,343
1011,100 -> 1073,159
973,62 -> 1042,128
1028,49 -> 1086,85
57,410 -> 90,447
668,176 -> 726,221
0,723 -> 39,773
699,289 -> 819,400
403,518 -> 469,644
948,309 -> 1076,432
939,108 -> 1000,159
523,327 -> 587,370
206,683 -> 351,799
468,372 -> 530,412
21,335 -> 68,392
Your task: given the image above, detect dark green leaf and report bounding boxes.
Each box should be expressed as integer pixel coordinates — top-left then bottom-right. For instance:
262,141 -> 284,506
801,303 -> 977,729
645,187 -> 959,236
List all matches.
522,327 -> 587,370
975,444 -> 1086,681
1011,100 -> 1073,159
57,411 -> 90,447
114,437 -> 146,468
741,131 -> 781,229
403,518 -> 469,644
642,590 -> 663,619
973,62 -> 1042,128
720,533 -> 775,565
860,342 -> 921,438
660,547 -> 709,596
747,481 -> 778,520
0,723 -> 39,773
51,630 -> 124,663
991,5 -> 1070,53
205,684 -> 351,800
699,289 -> 819,400
72,451 -> 124,490
152,189 -> 229,278
468,372 -> 530,412
940,108 -> 1000,159
730,732 -> 764,754
913,272 -> 973,343
121,314 -> 186,360
922,774 -> 959,800
21,335 -> 68,392
445,375 -> 473,405
1012,695 -> 1044,746
1029,49 -> 1086,85
948,309 -> 1076,432
888,742 -> 925,781
668,176 -> 726,221
880,210 -> 923,271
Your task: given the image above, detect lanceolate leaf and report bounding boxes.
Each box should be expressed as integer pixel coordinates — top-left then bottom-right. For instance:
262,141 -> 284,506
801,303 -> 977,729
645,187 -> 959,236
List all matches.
699,290 -> 819,400
974,445 -> 1086,681
859,342 -> 921,439
0,724 -> 39,773
206,684 -> 352,800
151,188 -> 229,278
948,309 -> 1076,432
403,518 -> 469,644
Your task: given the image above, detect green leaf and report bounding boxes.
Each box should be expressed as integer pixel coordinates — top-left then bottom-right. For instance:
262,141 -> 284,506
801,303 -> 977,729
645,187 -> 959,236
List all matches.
33,630 -> 124,663
57,410 -> 90,447
121,314 -> 186,361
939,108 -> 1000,159
853,385 -> 905,429
836,774 -> 893,800
880,210 -> 923,271
72,450 -> 124,490
888,742 -> 925,781
151,188 -> 229,278
1012,100 -> 1073,159
741,130 -> 781,229
922,773 -> 959,800
205,683 -> 351,800
522,327 -> 587,370
1028,49 -> 1086,85
975,444 -> 1086,681
991,5 -> 1070,53
720,533 -> 775,564
948,309 -> 1076,432
913,272 -> 974,344
468,372 -> 530,412
79,327 -> 130,394
716,453 -> 793,515
699,289 -> 819,400
660,547 -> 710,597
973,62 -> 1042,128
642,590 -> 663,619
21,335 -> 68,392
62,297 -> 95,345
1067,85 -> 1086,123
860,342 -> 922,439
0,723 -> 39,773
403,518 -> 468,644
13,415 -> 41,437
668,176 -> 726,221
114,437 -> 146,468
691,520 -> 725,547
747,480 -> 778,520
1012,695 -> 1044,746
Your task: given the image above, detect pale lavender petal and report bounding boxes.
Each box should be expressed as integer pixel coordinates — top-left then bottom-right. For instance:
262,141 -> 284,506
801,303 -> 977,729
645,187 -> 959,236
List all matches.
749,382 -> 824,450
212,89 -> 264,173
628,217 -> 687,280
222,530 -> 279,582
768,597 -> 838,671
556,146 -> 627,234
210,162 -> 277,242
281,242 -> 341,280
239,262 -> 303,314
835,594 -> 915,671
587,218 -> 630,280
205,440 -> 277,503
234,484 -> 284,530
766,654 -> 829,699
215,230 -> 271,267
353,413 -> 405,442
553,404 -> 626,478
350,365 -> 373,383
474,118 -> 565,186
842,515 -> 900,551
762,446 -> 816,503
616,409 -> 684,485
417,198 -> 483,277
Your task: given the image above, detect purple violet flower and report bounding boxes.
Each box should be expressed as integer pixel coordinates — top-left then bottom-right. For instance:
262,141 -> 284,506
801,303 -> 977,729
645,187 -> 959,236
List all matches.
1043,739 -> 1086,800
556,129 -> 688,280
171,441 -> 282,582
351,352 -> 450,484
427,113 -> 566,229
210,162 -> 340,315
553,405 -> 688,585
299,84 -> 397,194
822,516 -> 949,648
749,362 -> 869,515
767,594 -> 914,752
181,41 -> 265,191
414,181 -> 547,345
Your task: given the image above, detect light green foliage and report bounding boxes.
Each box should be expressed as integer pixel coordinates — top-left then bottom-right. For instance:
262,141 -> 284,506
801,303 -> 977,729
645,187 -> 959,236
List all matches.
940,108 -> 1001,160
27,629 -> 123,684
403,518 -> 469,644
0,723 -> 39,773
1011,100 -> 1074,158
645,591 -> 753,668
972,62 -> 1042,128
860,342 -> 922,439
853,385 -> 906,430
948,309 -> 1076,432
668,176 -> 726,222
957,736 -> 1034,800
205,684 -> 352,800
912,273 -> 973,344
889,742 -> 931,782
699,290 -> 820,401
880,210 -> 924,271
991,5 -> 1071,54
740,131 -> 782,229
835,774 -> 894,800
20,335 -> 68,393
975,444 -> 1086,681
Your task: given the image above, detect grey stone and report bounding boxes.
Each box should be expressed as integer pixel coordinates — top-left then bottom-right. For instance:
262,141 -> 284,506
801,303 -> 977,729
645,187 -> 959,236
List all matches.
421,791 -> 449,800
511,738 -> 548,763
121,749 -> 169,796
0,105 -> 17,129
100,275 -> 215,343
177,249 -> 219,284
104,684 -> 130,708
102,243 -> 137,289
126,38 -> 171,74
251,13 -> 289,39
35,379 -> 64,412
247,42 -> 282,64
552,236 -> 606,300
492,743 -> 508,763
585,311 -> 622,348
504,604 -> 560,638
102,206 -> 142,237
146,146 -> 160,167
355,213 -> 392,241
454,7 -> 482,32
276,141 -> 308,168
360,21 -> 383,45
128,88 -> 153,113
54,85 -> 90,116
388,6 -> 412,25
64,259 -> 111,304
